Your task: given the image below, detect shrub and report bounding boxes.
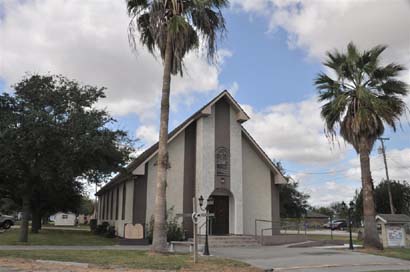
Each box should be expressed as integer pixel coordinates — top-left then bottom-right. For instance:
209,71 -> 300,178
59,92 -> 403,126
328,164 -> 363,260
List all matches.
94,222 -> 109,235
105,226 -> 116,238
147,207 -> 185,243
89,219 -> 97,232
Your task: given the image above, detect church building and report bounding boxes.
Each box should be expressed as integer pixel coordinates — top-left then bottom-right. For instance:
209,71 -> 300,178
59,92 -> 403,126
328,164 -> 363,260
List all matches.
96,91 -> 286,238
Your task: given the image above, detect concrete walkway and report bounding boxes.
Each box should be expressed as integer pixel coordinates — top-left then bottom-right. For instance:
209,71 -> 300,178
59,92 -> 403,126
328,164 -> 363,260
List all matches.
281,229 -> 358,238
212,245 -> 410,272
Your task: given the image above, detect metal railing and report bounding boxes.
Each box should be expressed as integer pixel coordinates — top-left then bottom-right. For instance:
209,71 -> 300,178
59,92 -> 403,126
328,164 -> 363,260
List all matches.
260,227 -> 273,246
254,219 -> 281,242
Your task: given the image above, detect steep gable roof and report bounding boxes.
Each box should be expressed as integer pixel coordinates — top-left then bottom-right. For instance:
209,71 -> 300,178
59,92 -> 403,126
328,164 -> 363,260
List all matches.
97,90 -> 285,195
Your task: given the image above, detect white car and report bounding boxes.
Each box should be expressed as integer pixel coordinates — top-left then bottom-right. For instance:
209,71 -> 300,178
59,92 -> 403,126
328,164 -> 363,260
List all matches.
0,213 -> 15,229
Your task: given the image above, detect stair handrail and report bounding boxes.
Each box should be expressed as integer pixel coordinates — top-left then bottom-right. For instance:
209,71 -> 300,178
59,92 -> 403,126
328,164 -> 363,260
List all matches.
255,219 -> 281,242
254,219 -> 272,240
260,227 -> 273,246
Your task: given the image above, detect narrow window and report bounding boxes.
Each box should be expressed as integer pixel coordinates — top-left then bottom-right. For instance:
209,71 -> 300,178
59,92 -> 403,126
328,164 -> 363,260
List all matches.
102,195 -> 105,220
110,190 -> 113,220
122,183 -> 126,220
98,196 -> 101,220
115,186 -> 119,220
104,193 -> 108,220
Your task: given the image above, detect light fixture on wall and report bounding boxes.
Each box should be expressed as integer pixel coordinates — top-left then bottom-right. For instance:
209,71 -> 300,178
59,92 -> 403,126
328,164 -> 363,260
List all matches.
220,178 -> 225,184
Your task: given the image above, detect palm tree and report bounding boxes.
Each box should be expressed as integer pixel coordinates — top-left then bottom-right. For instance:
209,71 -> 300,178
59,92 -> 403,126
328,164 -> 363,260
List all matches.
315,42 -> 408,249
126,0 -> 228,253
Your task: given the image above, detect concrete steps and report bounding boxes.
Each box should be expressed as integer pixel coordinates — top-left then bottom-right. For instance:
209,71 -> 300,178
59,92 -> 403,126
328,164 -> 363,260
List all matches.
194,235 -> 260,247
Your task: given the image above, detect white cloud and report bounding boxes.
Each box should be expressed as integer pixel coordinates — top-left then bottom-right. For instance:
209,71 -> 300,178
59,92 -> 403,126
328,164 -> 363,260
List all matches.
302,181 -> 356,207
243,97 -> 348,165
232,0 -> 410,83
0,0 -> 228,121
347,148 -> 410,184
136,125 -> 158,147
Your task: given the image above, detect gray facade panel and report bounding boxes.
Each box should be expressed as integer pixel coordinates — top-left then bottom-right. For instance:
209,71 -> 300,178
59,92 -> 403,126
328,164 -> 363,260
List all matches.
133,164 -> 148,225
271,172 -> 280,234
214,98 -> 230,190
183,122 -> 197,237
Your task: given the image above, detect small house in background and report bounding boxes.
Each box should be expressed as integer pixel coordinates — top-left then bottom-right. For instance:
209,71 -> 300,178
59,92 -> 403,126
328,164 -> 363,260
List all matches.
53,212 -> 77,226
77,214 -> 89,225
376,214 -> 410,248
305,211 -> 329,227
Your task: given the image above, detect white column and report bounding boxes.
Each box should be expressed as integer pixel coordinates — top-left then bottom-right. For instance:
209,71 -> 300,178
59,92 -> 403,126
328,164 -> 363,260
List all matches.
230,107 -> 243,234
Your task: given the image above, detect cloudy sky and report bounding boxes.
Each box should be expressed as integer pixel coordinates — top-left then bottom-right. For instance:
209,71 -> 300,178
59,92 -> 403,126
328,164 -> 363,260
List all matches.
1,0 -> 409,206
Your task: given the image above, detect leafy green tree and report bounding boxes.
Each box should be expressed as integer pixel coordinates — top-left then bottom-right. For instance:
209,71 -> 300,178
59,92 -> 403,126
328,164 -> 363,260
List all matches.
78,196 -> 95,216
279,182 -> 310,218
126,0 -> 228,252
0,74 -> 133,242
315,42 -> 408,248
354,180 -> 410,219
273,161 -> 310,218
309,206 -> 334,217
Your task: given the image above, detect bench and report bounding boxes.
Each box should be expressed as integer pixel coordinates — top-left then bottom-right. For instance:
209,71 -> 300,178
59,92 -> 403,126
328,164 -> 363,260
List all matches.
169,241 -> 194,252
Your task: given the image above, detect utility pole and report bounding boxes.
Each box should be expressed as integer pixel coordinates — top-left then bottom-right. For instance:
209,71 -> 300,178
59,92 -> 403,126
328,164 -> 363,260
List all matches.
378,137 -> 395,214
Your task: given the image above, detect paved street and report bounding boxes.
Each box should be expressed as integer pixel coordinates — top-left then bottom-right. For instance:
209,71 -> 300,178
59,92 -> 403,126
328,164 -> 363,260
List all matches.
212,245 -> 410,272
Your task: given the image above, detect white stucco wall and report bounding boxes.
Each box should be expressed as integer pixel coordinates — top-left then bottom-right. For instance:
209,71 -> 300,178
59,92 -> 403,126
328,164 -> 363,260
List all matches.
196,107 -> 215,201
97,179 -> 135,237
196,108 -> 215,233
230,107 -> 243,234
242,137 -> 272,235
145,130 -> 185,224
113,180 -> 135,237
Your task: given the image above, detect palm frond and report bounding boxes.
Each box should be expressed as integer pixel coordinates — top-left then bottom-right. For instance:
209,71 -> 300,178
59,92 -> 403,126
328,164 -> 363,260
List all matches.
315,42 -> 408,153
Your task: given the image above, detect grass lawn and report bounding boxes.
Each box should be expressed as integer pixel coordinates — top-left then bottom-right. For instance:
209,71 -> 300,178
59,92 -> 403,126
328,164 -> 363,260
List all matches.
0,250 -> 259,271
0,229 -> 117,246
361,247 -> 410,261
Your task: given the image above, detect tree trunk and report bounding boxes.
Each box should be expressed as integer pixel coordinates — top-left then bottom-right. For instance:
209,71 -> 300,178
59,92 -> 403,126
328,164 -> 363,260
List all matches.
42,215 -> 49,226
151,32 -> 173,253
31,209 -> 43,233
19,194 -> 30,242
359,138 -> 382,249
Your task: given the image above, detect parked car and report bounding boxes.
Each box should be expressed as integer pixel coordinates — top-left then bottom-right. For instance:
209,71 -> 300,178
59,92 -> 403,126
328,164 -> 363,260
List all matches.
323,219 -> 347,230
0,213 -> 15,229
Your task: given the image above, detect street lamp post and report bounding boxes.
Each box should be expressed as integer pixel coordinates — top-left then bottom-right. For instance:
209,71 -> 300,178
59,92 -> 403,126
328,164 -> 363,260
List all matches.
342,201 -> 354,250
199,195 -> 213,256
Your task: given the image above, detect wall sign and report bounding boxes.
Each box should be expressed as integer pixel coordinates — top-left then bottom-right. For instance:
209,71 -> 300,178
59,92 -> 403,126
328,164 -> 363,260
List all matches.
387,225 -> 405,247
215,147 -> 230,177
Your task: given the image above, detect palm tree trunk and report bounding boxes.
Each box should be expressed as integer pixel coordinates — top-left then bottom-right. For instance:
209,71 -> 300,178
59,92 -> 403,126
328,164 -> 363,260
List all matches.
19,194 -> 30,242
359,139 -> 382,249
151,32 -> 173,253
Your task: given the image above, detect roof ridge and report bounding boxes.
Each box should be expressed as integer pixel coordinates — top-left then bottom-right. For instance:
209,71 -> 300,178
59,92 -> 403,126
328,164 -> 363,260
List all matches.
97,89 -> 245,195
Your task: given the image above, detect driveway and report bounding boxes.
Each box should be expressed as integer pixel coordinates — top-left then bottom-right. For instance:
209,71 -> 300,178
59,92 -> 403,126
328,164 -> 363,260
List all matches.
212,245 -> 410,272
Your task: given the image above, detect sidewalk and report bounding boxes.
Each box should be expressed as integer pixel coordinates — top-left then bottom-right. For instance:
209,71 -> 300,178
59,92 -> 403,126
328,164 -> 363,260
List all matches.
212,245 -> 410,272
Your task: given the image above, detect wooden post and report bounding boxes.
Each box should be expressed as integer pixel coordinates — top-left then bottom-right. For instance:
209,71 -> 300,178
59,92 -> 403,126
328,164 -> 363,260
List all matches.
193,197 -> 198,264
